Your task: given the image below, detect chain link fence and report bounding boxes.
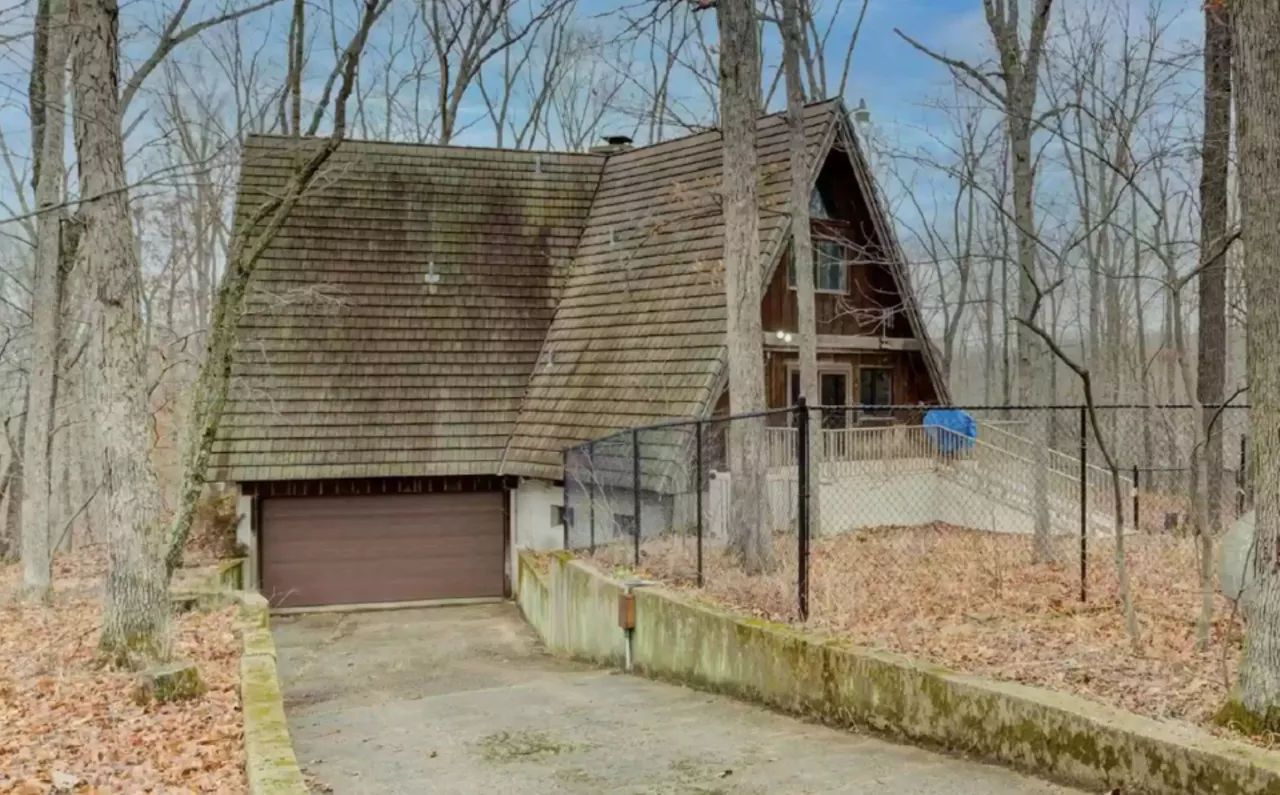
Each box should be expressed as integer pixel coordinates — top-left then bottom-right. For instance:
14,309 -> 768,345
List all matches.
564,408 -> 806,617
562,403 -> 1251,630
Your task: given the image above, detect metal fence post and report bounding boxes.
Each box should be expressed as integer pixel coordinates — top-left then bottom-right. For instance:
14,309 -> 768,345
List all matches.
796,397 -> 811,621
633,428 -> 642,568
588,442 -> 596,554
562,451 -> 571,549
1239,435 -> 1248,516
1078,406 -> 1088,603
695,420 -> 704,588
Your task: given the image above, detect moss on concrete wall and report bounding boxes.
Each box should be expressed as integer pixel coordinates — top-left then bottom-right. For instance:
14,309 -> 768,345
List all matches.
516,550 -> 624,667
218,558 -> 246,590
516,551 -> 1280,795
236,593 -> 308,795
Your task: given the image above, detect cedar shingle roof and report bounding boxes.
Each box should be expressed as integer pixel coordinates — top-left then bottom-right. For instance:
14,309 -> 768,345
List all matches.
500,101 -> 838,479
213,99 -> 940,484
211,138 -> 604,481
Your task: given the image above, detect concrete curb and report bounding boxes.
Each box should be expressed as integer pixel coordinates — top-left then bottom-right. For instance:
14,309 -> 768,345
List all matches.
516,551 -> 1280,795
235,592 -> 308,795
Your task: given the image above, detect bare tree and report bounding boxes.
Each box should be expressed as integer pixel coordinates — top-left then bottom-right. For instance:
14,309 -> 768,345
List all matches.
1019,311 -> 1140,647
718,0 -> 770,572
887,90 -> 998,384
780,0 -> 819,533
548,30 -> 628,150
797,0 -> 867,100
1195,0 -> 1232,648
71,0 -> 171,665
423,0 -> 571,144
1229,0 -> 1280,733
21,0 -> 69,601
166,0 -> 389,575
475,1 -> 579,148
898,0 -> 1057,560
2,394 -> 28,562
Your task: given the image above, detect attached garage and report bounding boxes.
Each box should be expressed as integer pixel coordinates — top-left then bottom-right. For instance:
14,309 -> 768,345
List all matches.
260,491 -> 506,608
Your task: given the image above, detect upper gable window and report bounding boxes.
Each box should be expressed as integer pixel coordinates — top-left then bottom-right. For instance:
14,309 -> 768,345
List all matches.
810,186 -> 835,220
787,237 -> 848,293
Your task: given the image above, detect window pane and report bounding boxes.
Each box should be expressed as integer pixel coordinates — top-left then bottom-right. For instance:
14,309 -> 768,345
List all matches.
790,236 -> 846,291
859,368 -> 893,412
821,373 -> 846,404
787,240 -> 796,287
820,373 -> 848,429
810,187 -> 832,219
816,240 -> 845,291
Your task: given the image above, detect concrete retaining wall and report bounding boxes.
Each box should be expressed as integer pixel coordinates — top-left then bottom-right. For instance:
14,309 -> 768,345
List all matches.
516,550 -> 1280,795
516,552 -> 625,667
237,593 -> 308,795
720,464 -> 1050,538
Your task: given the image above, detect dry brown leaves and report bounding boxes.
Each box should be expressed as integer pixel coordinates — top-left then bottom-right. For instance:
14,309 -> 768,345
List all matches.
602,524 -> 1267,747
0,548 -> 246,794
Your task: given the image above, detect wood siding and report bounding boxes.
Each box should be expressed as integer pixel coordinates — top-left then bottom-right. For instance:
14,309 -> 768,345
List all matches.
761,151 -> 914,339
503,102 -> 840,479
764,350 -> 936,409
759,143 -> 937,411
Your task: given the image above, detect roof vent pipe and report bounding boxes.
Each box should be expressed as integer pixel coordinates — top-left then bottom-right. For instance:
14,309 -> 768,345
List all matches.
589,134 -> 634,155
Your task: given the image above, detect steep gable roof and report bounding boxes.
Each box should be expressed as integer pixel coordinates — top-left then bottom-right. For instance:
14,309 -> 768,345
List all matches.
212,99 -> 945,484
500,100 -> 841,479
210,138 -> 604,482
825,111 -> 950,399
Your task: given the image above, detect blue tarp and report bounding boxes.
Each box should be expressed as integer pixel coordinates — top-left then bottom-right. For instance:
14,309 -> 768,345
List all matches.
924,408 -> 977,454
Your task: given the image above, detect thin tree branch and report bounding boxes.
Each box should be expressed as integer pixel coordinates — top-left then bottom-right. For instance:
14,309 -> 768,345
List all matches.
121,0 -> 285,113
894,28 -> 1007,106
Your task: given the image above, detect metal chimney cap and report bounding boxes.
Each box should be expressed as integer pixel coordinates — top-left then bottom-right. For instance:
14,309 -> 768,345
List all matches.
853,98 -> 871,124
604,134 -> 633,146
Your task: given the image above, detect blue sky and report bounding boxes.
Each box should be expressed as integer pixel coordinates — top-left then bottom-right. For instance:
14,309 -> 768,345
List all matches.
0,0 -> 1205,239
0,0 -> 995,217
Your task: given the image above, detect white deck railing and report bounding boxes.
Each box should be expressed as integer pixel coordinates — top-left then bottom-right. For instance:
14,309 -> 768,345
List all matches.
767,425 -> 936,467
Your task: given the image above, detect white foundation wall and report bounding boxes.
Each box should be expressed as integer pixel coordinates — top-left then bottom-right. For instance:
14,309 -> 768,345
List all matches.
709,460 -> 1075,539
235,491 -> 259,589
513,479 -> 565,551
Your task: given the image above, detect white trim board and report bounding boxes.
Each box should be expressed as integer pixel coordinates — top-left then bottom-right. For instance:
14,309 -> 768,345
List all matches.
763,333 -> 923,352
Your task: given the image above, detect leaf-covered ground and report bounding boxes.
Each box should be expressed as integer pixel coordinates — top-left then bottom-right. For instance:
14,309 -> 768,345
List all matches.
598,523 -> 1266,747
0,548 -> 245,794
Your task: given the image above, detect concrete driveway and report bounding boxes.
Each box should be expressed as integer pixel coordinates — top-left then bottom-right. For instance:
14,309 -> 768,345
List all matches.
274,603 -> 1079,795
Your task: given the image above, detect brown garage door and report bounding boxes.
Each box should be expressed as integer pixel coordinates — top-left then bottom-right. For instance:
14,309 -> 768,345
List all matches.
261,492 -> 505,608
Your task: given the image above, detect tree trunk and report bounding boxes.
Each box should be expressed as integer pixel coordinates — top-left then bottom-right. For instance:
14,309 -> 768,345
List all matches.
984,263 -> 995,405
21,0 -> 68,602
718,0 -> 770,573
71,0 -> 169,666
1001,230 -> 1012,409
1196,0 -> 1232,649
0,456 -> 14,559
290,0 -> 303,134
978,0 -> 1055,561
1132,188 -> 1154,480
1010,124 -> 1053,561
3,452 -> 22,563
782,0 -> 820,537
1232,0 -> 1280,729
164,0 -> 383,576
0,395 -> 26,562
1162,292 -> 1179,489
